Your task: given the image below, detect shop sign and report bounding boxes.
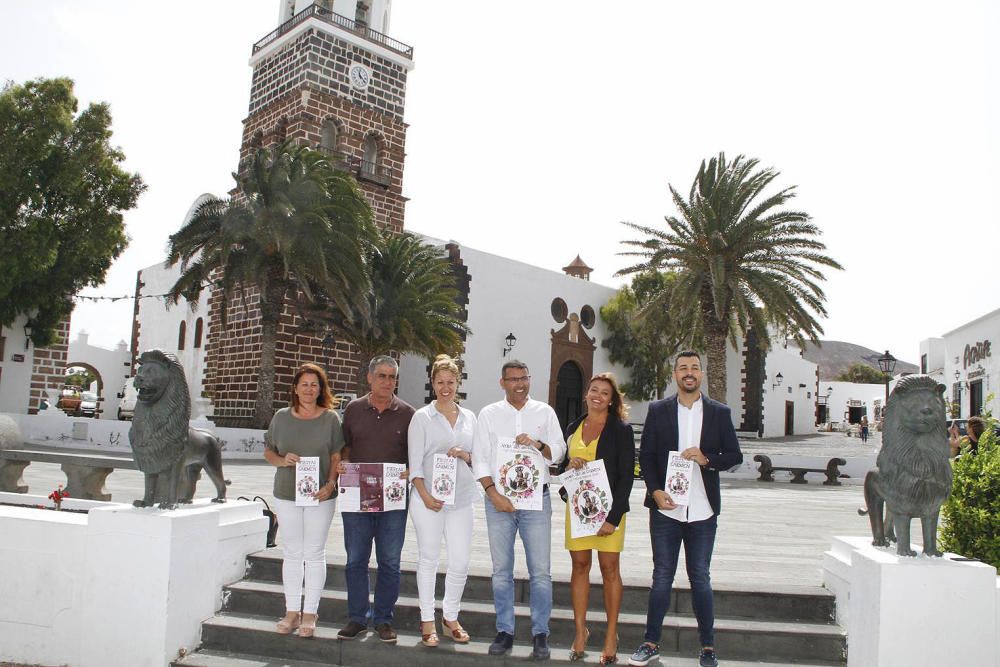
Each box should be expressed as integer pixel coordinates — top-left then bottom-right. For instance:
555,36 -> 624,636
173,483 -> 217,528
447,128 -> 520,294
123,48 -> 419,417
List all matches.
963,340 -> 992,368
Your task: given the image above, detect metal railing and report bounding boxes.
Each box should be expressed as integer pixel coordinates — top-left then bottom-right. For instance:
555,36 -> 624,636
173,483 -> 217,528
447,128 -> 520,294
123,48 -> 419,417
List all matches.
253,3 -> 414,58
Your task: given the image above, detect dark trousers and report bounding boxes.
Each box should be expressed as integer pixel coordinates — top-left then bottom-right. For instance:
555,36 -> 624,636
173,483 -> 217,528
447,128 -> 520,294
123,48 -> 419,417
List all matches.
644,509 -> 717,647
342,509 -> 407,626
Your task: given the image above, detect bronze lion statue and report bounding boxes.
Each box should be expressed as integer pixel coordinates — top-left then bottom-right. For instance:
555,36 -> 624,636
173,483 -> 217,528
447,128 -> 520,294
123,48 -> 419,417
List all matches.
860,375 -> 951,557
129,349 -> 229,509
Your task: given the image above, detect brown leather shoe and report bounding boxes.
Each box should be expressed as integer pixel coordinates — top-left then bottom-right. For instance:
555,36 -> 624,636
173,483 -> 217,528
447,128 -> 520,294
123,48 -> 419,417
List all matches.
375,622 -> 397,643
337,620 -> 367,640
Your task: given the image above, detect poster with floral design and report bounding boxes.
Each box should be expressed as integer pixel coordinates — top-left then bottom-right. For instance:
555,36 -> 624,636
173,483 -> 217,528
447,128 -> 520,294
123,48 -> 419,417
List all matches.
339,463 -> 408,512
666,451 -> 693,506
431,454 -> 457,505
383,463 -> 408,511
496,437 -> 543,511
561,459 -> 612,538
295,457 -> 320,506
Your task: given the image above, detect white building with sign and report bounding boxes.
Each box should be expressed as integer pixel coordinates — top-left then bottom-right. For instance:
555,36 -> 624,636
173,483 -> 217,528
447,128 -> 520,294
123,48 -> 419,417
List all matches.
920,306 -> 998,418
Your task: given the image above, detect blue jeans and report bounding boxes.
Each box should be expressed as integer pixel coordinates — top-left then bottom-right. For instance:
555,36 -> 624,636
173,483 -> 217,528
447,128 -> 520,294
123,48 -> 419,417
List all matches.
644,509 -> 717,647
342,509 -> 407,625
484,490 -> 552,636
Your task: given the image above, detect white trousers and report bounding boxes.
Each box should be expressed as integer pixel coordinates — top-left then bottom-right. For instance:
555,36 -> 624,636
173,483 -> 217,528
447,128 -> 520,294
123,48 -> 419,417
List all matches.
409,491 -> 474,622
272,497 -> 337,614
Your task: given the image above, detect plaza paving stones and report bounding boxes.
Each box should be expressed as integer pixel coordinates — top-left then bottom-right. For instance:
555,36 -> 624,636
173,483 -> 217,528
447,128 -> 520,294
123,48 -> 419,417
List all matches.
16,432 -> 872,665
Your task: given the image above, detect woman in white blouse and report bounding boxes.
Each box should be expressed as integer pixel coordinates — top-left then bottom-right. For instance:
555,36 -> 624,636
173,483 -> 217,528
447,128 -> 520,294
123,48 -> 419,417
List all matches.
407,354 -> 478,647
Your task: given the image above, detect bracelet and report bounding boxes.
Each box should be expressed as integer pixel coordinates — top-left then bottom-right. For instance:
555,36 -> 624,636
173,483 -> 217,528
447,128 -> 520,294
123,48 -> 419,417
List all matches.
483,483 -> 496,493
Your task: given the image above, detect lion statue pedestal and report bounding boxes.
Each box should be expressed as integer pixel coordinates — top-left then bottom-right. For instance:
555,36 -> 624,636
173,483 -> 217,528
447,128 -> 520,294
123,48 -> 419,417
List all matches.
129,349 -> 229,509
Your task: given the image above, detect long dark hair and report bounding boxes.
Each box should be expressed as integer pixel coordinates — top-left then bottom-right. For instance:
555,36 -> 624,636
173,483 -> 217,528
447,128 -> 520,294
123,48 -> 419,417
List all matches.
588,372 -> 628,421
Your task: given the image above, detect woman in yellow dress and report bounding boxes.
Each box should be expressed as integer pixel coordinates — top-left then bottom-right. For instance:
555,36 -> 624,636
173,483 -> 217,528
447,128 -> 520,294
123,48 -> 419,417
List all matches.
558,373 -> 635,664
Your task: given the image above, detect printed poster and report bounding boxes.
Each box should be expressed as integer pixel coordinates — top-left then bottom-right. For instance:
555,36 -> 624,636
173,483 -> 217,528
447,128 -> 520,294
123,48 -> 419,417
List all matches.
561,459 -> 613,538
496,437 -> 544,511
665,451 -> 694,507
339,463 -> 408,512
431,454 -> 457,505
295,456 -> 321,507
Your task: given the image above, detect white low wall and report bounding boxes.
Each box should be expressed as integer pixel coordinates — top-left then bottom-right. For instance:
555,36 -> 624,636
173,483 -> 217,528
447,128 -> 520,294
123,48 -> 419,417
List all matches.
3,412 -> 268,459
0,493 -> 268,667
823,535 -> 1000,667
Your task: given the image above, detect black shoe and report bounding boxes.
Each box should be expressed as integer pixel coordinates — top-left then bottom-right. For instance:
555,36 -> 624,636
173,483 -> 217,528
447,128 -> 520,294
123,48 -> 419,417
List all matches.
532,633 -> 550,661
699,647 -> 719,667
488,631 -> 514,656
337,620 -> 367,640
374,622 -> 397,643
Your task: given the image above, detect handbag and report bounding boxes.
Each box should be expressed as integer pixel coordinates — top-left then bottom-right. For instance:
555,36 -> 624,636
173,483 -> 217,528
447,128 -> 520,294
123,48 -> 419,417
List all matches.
239,495 -> 278,547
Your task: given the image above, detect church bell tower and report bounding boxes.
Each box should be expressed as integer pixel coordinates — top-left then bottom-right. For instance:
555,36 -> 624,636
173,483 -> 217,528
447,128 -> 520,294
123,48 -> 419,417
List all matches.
203,1 -> 414,425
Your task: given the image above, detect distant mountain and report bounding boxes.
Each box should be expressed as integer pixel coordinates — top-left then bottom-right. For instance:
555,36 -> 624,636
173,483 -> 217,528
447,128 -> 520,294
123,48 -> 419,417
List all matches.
800,340 -> 919,381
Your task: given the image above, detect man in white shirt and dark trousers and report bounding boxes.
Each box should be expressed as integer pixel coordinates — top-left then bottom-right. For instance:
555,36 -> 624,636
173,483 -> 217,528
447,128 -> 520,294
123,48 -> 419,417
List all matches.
628,351 -> 743,667
472,360 -> 567,660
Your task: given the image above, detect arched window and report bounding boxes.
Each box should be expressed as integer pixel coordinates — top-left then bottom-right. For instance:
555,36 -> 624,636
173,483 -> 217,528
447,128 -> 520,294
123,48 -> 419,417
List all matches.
320,119 -> 338,154
178,321 -> 186,351
362,135 -> 378,175
193,318 -> 204,349
275,116 -> 288,143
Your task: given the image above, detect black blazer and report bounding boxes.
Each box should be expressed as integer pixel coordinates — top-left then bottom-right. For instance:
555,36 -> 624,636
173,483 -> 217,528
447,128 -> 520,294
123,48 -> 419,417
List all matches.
639,394 -> 743,515
557,414 -> 635,526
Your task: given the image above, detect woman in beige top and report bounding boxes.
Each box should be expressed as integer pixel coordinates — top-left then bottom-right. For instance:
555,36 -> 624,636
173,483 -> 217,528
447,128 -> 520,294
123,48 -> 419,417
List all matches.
264,363 -> 345,638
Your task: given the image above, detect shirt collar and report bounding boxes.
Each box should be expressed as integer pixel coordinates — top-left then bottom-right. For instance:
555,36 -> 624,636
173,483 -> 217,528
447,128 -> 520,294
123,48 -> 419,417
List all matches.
365,393 -> 398,412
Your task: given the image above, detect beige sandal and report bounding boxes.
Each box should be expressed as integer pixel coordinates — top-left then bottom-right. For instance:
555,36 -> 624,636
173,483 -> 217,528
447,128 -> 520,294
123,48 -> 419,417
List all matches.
298,613 -> 318,639
420,620 -> 440,647
442,618 -> 470,643
276,612 -> 301,635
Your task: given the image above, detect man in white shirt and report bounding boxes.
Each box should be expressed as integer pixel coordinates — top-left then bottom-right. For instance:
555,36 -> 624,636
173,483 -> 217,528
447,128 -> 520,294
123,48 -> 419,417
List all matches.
628,351 -> 743,667
472,360 -> 567,660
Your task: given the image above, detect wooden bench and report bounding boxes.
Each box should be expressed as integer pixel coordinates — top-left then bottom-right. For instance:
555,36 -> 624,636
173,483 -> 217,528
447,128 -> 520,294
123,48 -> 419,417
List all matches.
753,454 -> 846,486
0,448 -> 138,501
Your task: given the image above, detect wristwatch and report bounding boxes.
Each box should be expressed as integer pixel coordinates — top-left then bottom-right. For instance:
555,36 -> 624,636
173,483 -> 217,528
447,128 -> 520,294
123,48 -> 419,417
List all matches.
535,440 -> 546,451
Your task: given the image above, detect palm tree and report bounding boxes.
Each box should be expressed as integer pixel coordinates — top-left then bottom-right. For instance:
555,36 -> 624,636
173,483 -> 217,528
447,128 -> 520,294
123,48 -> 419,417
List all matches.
600,270 -> 684,400
306,232 -> 470,394
617,152 -> 842,402
166,142 -> 377,428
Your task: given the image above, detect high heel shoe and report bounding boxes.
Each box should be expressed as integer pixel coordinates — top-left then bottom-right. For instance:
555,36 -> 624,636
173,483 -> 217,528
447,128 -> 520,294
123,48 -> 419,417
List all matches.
298,613 -> 317,639
276,612 -> 301,635
599,633 -> 619,664
420,620 -> 440,647
569,627 -> 589,662
442,618 -> 470,643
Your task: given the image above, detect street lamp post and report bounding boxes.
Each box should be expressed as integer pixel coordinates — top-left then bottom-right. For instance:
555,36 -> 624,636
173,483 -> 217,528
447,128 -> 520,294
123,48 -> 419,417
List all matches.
877,350 -> 897,418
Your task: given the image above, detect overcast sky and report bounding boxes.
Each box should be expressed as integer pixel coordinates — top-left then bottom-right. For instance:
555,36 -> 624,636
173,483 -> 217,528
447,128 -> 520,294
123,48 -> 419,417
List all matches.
4,0 -> 999,365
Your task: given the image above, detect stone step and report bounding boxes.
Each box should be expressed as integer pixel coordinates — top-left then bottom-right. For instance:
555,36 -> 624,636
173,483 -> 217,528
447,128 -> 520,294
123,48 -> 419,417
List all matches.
245,551 -> 836,624
221,581 -> 846,664
173,646 -> 837,667
197,613 -> 845,666
173,649 -> 334,666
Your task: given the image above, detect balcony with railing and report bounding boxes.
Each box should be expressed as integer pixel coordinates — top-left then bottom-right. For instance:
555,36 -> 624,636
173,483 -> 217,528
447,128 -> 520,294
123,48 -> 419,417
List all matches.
357,159 -> 392,187
253,4 -> 414,59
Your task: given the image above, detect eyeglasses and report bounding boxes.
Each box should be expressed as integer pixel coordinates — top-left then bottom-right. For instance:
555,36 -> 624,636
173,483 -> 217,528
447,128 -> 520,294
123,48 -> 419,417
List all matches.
502,375 -> 531,383
373,373 -> 398,382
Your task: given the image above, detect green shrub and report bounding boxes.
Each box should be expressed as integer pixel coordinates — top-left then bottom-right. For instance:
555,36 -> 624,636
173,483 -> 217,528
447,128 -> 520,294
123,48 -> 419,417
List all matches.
939,412 -> 1000,568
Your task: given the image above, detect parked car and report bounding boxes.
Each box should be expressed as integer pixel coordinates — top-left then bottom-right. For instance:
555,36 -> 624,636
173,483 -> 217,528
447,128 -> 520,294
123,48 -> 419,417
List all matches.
79,391 -> 99,418
117,378 -> 138,420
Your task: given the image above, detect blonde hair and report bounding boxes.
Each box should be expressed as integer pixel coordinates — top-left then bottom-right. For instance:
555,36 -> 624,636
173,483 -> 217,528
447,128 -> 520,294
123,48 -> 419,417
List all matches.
431,354 -> 461,384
